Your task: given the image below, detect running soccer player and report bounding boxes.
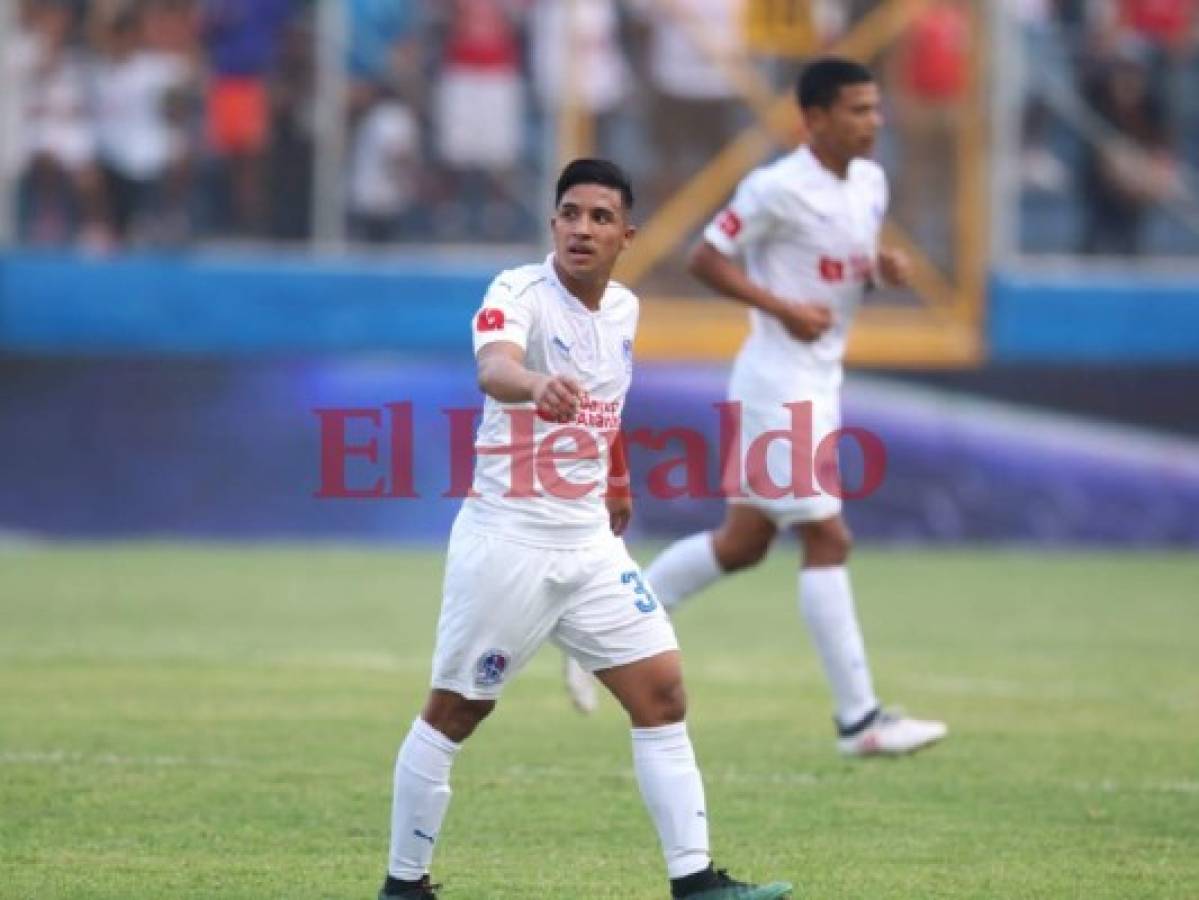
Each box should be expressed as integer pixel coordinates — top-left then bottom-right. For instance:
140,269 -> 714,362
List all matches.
379,159 -> 792,900
568,60 -> 948,757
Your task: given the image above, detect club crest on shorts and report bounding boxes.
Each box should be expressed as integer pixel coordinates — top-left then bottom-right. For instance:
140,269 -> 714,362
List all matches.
474,648 -> 510,687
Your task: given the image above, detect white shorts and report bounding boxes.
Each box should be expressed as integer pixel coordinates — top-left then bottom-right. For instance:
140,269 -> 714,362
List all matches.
724,388 -> 844,528
430,518 -> 679,700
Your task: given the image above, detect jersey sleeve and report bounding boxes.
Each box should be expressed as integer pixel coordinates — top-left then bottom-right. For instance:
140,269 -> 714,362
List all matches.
472,275 -> 536,354
702,168 -> 778,257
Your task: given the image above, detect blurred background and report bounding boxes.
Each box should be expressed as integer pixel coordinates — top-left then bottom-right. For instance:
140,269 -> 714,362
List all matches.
1,0 -> 1197,545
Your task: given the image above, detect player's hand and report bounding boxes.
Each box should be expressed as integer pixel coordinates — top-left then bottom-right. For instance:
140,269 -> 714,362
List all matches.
605,492 -> 632,536
532,374 -> 583,423
776,301 -> 833,343
877,247 -> 911,287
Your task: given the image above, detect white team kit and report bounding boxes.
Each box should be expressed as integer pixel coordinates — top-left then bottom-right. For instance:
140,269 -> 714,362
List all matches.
703,145 -> 888,525
431,254 -> 678,700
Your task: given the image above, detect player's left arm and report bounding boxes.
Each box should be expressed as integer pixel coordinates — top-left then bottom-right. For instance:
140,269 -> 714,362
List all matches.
876,246 -> 911,288
872,170 -> 910,288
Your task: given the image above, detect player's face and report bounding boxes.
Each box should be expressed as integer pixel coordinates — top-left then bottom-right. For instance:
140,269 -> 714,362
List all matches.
551,184 -> 635,282
816,82 -> 883,160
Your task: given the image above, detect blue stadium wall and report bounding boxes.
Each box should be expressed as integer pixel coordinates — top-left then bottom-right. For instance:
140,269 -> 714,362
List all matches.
2,251 -> 1197,545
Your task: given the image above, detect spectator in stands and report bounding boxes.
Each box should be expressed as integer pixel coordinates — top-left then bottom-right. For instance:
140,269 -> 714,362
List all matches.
892,0 -> 970,260
1117,0 -> 1197,148
348,88 -> 421,243
15,0 -> 107,248
347,0 -> 423,110
1016,0 -> 1070,193
432,0 -> 527,239
1079,37 -> 1179,255
92,7 -> 196,246
1118,0 -> 1196,56
629,0 -> 747,206
1,3 -> 36,216
201,0 -> 293,236
529,0 -> 630,156
343,0 -> 425,243
265,8 -> 315,241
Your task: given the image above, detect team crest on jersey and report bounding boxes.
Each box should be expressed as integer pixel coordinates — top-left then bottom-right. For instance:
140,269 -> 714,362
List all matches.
474,649 -> 510,687
716,209 -> 742,238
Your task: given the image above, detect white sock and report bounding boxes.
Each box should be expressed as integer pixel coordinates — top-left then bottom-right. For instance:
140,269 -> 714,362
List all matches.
388,718 -> 461,880
631,722 -> 711,879
799,566 -> 879,729
644,532 -> 723,611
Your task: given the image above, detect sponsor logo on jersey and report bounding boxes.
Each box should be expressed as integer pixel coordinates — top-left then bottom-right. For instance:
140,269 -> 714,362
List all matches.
476,308 -> 506,332
474,648 -> 510,686
819,256 -> 845,282
820,254 -> 873,284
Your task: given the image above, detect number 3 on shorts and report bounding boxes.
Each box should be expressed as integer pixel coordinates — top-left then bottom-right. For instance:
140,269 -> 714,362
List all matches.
622,570 -> 658,613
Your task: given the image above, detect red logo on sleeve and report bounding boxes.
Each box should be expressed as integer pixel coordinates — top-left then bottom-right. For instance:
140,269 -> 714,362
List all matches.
476,308 -> 506,332
717,209 -> 742,238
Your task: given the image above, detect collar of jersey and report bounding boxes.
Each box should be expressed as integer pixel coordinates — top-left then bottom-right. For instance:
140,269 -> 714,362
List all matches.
544,253 -> 607,316
796,144 -> 850,187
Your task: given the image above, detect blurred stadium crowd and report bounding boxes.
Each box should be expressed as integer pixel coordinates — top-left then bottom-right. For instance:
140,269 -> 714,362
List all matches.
1,0 -> 1196,255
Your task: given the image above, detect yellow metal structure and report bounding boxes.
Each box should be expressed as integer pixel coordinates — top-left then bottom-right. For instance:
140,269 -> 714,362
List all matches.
744,0 -> 818,56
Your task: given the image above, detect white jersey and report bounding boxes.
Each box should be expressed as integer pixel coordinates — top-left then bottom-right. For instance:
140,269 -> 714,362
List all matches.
464,254 -> 638,547
703,145 -> 888,399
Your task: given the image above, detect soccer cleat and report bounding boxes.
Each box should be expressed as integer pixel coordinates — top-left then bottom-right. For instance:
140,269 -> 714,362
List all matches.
836,707 -> 947,757
378,874 -> 440,899
563,652 -> 598,714
672,866 -> 793,899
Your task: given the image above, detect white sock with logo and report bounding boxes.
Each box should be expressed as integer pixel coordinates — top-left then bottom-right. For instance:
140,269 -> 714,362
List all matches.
388,718 -> 460,880
799,566 -> 879,729
644,532 -> 723,611
631,722 -> 712,879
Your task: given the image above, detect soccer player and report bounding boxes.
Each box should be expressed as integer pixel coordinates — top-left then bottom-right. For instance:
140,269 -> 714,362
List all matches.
379,159 -> 792,900
572,60 -> 948,757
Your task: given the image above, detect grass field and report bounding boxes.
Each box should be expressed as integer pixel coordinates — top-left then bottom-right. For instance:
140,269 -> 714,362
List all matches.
1,544 -> 1197,899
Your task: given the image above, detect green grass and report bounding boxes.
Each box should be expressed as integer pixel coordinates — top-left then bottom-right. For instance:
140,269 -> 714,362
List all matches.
1,544 -> 1197,899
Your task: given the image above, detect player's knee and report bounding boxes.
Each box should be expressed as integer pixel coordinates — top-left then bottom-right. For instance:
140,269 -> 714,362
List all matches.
802,520 -> 853,566
712,530 -> 770,573
421,691 -> 495,743
652,675 -> 690,723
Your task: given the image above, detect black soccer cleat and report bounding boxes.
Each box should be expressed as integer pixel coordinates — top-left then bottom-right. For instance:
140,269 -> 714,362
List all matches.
671,864 -> 793,899
378,873 -> 440,899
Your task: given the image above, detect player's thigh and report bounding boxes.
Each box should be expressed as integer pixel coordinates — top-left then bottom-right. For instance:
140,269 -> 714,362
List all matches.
551,538 -> 678,675
729,392 -> 844,528
431,523 -> 560,700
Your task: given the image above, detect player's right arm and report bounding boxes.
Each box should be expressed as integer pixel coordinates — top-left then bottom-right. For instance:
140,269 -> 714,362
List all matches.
693,170 -> 832,343
689,242 -> 831,342
476,343 -> 582,422
472,276 -> 581,422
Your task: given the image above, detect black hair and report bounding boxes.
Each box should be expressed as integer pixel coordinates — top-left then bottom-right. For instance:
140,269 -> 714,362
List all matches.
797,57 -> 875,110
554,158 -> 634,211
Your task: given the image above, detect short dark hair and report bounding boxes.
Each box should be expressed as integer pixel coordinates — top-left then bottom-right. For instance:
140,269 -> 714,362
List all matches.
797,57 -> 875,110
555,158 -> 634,211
